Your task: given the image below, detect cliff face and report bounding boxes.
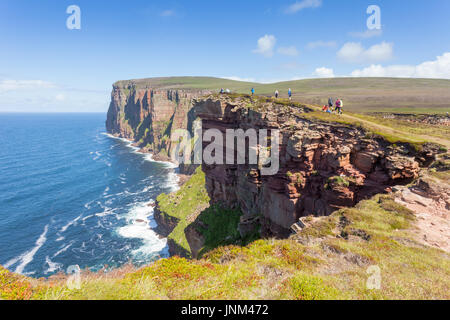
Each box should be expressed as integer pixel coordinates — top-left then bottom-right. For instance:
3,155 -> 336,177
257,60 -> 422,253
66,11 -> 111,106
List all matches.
106,82 -> 209,161
106,82 -> 439,241
192,95 -> 438,238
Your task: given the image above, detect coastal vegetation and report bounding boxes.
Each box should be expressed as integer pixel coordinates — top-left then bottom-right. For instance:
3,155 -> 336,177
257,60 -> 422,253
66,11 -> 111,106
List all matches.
2,183 -> 449,299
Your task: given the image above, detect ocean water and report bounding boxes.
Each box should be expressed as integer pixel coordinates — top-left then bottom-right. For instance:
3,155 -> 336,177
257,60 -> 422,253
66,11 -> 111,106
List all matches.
0,113 -> 178,278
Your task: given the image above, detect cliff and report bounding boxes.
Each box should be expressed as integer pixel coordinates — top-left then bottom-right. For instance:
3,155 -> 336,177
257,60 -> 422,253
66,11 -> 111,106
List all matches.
191,95 -> 440,238
106,80 -> 441,250
1,84 -> 448,300
106,80 -> 210,163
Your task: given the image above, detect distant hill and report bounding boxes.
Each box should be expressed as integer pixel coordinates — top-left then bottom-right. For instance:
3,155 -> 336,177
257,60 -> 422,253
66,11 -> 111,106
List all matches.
114,77 -> 450,114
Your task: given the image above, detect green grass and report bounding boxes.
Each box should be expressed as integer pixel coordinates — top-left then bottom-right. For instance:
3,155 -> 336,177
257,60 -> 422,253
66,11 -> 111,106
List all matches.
156,167 -> 210,256
194,204 -> 260,258
296,107 -> 433,150
156,167 -> 256,258
351,113 -> 450,142
325,176 -> 351,190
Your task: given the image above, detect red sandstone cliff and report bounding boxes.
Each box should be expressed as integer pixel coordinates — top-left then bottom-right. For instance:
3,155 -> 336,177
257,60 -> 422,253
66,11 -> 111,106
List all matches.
106,81 -> 209,163
191,95 -> 439,238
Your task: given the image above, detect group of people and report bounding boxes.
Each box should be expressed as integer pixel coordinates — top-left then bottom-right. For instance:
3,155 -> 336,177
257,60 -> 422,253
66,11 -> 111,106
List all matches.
322,97 -> 344,115
220,87 -> 294,100
263,88 -> 292,100
222,87 -> 342,115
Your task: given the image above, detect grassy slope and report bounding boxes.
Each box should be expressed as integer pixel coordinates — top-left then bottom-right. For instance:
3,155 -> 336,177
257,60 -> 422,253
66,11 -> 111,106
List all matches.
115,76 -> 450,114
298,104 -> 450,149
155,167 -> 246,258
156,167 -> 210,256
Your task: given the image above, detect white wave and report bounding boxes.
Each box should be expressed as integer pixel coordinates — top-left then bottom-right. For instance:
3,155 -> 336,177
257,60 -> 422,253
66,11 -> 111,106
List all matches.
104,132 -> 178,168
141,184 -> 155,193
52,242 -> 73,258
166,170 -> 180,192
93,151 -> 102,161
143,153 -> 178,168
84,200 -> 94,209
5,224 -> 49,274
94,205 -> 115,217
60,214 -> 82,233
117,202 -> 168,259
3,256 -> 20,269
44,256 -> 62,274
81,214 -> 94,224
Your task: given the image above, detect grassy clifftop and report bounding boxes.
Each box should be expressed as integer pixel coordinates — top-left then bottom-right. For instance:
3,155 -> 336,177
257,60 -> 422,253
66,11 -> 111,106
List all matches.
114,76 -> 450,114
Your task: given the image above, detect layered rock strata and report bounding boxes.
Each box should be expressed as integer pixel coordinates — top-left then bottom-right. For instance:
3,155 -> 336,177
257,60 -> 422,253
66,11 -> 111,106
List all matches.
192,96 -> 438,237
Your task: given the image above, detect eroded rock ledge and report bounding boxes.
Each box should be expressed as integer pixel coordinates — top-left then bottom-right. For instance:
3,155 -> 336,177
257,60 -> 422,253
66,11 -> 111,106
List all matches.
192,95 -> 439,238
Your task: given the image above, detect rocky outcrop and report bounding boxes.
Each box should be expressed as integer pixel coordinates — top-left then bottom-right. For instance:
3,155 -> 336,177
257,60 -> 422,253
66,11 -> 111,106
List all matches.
192,95 -> 438,238
106,81 -> 210,165
394,176 -> 450,252
153,201 -> 179,237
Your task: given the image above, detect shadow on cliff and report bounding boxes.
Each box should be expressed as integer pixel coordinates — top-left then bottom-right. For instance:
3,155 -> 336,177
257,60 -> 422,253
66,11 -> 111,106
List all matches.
184,204 -> 261,259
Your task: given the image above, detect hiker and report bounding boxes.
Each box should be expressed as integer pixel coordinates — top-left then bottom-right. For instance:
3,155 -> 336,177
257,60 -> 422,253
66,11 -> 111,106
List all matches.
322,105 -> 332,114
339,99 -> 344,114
288,88 -> 292,100
251,88 -> 255,96
328,97 -> 334,109
275,90 -> 279,99
220,88 -> 224,94
335,99 -> 342,115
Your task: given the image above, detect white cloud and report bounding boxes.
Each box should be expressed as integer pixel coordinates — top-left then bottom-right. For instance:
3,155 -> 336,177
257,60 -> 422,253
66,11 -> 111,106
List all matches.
277,46 -> 299,56
0,80 -> 55,92
307,41 -> 337,49
285,0 -> 322,14
224,76 -> 256,83
160,10 -> 175,17
55,93 -> 66,101
348,29 -> 383,39
337,41 -> 393,63
350,52 -> 450,79
313,67 -> 335,78
364,42 -> 393,62
0,79 -> 108,112
253,34 -> 277,57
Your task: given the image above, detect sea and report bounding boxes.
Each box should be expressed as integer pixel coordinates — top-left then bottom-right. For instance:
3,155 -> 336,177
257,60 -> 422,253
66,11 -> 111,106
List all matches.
0,113 -> 178,278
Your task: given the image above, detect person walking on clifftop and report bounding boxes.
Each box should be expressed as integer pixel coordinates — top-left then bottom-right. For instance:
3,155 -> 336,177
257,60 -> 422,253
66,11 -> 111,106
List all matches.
328,97 -> 334,110
251,88 -> 255,96
275,90 -> 279,99
288,88 -> 292,100
335,98 -> 343,115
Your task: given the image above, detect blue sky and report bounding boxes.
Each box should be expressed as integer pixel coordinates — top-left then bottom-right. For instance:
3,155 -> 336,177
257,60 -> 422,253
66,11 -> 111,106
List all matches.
1,0 -> 449,112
